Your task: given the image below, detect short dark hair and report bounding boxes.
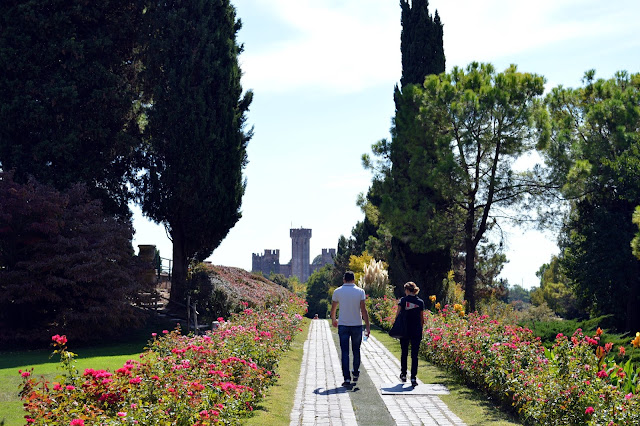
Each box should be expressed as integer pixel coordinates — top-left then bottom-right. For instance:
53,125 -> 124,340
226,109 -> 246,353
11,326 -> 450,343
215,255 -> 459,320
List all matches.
343,271 -> 355,282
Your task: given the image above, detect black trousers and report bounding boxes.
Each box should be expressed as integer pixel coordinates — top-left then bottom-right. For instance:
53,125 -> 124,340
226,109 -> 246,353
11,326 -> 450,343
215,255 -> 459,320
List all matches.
400,334 -> 422,379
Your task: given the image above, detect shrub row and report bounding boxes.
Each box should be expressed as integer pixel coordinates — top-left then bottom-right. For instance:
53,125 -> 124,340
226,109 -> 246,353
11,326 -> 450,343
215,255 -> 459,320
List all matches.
368,296 -> 640,425
19,297 -> 307,425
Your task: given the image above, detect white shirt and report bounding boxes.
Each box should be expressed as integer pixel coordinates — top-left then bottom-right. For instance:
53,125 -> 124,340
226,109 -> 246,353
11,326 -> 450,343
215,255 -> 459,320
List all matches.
332,283 -> 365,326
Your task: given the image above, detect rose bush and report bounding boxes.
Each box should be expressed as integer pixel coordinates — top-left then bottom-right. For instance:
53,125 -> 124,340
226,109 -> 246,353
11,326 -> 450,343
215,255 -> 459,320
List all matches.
19,297 -> 307,424
368,295 -> 640,424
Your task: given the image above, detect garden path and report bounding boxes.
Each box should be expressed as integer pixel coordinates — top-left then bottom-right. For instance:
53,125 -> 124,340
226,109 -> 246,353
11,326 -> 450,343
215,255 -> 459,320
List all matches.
290,319 -> 466,425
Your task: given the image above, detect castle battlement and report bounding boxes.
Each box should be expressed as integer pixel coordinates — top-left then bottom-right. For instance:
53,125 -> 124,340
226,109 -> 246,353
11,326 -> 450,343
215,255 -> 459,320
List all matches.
252,228 -> 334,282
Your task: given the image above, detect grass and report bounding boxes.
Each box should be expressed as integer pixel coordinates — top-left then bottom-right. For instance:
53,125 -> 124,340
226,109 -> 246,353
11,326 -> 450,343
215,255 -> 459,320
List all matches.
242,317 -> 310,425
370,326 -> 522,426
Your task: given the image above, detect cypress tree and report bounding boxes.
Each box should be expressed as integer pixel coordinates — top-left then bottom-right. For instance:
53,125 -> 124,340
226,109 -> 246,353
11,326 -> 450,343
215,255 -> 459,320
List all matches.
399,0 -> 445,87
379,0 -> 449,297
0,0 -> 144,217
138,0 -> 253,306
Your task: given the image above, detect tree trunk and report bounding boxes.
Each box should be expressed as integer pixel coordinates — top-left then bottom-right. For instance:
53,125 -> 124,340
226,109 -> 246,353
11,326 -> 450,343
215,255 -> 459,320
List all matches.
627,261 -> 640,332
170,228 -> 188,308
465,237 -> 477,312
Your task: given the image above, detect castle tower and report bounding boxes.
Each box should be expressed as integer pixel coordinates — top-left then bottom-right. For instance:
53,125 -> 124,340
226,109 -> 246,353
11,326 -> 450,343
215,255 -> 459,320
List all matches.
290,228 -> 312,282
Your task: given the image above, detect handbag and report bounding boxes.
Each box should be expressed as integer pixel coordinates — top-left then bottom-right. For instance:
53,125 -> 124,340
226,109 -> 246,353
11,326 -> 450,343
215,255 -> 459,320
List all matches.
388,306 -> 407,339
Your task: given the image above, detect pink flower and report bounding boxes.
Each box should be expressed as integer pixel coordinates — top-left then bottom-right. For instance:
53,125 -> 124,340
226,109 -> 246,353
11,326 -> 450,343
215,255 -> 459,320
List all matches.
585,406 -> 595,415
70,420 -> 84,426
21,371 -> 31,378
151,333 -> 157,337
66,385 -> 75,390
162,330 -> 169,334
53,382 -> 61,390
217,317 -> 225,322
117,412 -> 126,417
52,334 -> 68,345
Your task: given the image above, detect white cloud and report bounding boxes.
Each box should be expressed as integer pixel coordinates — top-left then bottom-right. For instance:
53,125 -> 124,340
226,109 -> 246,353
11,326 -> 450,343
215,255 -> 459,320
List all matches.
238,0 -> 401,94
432,0 -> 632,68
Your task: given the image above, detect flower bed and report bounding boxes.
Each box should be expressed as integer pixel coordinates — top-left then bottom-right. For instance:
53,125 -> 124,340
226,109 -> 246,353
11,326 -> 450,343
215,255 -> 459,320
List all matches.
368,296 -> 640,425
19,297 -> 307,425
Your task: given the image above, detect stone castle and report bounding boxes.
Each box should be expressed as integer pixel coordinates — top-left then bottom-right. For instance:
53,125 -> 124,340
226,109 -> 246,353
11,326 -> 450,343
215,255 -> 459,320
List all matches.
252,228 -> 335,282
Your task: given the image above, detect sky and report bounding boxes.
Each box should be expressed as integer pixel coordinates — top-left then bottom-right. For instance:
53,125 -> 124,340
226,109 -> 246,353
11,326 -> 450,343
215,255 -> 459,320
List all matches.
131,0 -> 640,289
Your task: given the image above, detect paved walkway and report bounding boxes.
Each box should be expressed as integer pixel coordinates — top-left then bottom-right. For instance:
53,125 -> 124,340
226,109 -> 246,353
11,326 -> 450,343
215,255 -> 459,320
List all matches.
290,319 -> 466,425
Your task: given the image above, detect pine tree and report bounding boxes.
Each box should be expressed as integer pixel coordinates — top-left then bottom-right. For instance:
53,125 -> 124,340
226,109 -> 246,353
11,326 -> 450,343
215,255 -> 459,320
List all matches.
138,0 -> 253,306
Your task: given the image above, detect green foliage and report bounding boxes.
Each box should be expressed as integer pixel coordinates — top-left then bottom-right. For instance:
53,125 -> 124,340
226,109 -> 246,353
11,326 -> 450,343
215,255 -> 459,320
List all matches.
507,284 -> 531,304
531,255 -> 580,318
544,71 -> 640,332
137,0 -> 253,305
305,265 -> 333,319
0,0 -> 144,217
268,272 -> 292,291
0,173 -> 148,347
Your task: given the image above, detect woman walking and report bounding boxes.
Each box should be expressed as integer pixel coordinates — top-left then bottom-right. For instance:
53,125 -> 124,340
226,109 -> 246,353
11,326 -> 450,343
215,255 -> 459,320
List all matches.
396,281 -> 425,387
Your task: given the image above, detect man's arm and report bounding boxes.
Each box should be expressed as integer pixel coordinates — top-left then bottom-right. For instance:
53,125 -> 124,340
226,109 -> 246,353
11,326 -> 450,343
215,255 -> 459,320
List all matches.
360,300 -> 370,336
330,301 -> 339,328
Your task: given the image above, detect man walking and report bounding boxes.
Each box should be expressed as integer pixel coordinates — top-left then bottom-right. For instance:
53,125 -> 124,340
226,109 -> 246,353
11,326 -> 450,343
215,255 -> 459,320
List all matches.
331,270 -> 371,386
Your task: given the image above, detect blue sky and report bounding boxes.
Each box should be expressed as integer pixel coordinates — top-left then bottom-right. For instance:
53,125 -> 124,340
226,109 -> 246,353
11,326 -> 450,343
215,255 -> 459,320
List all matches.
132,0 -> 640,289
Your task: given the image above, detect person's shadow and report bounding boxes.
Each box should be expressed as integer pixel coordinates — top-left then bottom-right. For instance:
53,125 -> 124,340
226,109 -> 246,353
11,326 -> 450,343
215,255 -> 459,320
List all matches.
380,383 -> 415,393
314,384 -> 359,395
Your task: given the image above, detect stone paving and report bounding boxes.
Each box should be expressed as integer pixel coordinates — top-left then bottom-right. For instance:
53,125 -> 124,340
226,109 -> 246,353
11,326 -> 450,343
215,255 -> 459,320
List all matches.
290,319 -> 466,425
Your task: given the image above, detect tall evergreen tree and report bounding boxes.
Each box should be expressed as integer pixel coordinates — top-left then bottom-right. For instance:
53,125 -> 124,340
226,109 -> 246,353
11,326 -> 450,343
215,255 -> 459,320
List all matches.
363,0 -> 448,297
138,0 -> 253,306
0,0 -> 143,217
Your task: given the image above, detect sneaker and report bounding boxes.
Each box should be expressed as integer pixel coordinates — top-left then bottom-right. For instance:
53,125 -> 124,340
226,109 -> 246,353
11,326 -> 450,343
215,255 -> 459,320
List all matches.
399,373 -> 407,383
341,380 -> 351,387
411,378 -> 418,387
351,371 -> 360,381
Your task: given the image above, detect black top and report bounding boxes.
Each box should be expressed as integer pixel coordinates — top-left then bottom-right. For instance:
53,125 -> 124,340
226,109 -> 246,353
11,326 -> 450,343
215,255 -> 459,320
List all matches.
398,295 -> 425,337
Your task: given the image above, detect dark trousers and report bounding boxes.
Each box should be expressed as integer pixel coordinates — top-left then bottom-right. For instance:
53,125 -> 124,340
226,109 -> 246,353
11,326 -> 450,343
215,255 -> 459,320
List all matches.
338,325 -> 362,381
400,334 -> 421,379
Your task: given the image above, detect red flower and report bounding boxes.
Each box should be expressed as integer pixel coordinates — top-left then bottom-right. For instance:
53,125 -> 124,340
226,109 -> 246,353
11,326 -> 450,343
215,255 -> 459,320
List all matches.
585,406 -> 595,415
